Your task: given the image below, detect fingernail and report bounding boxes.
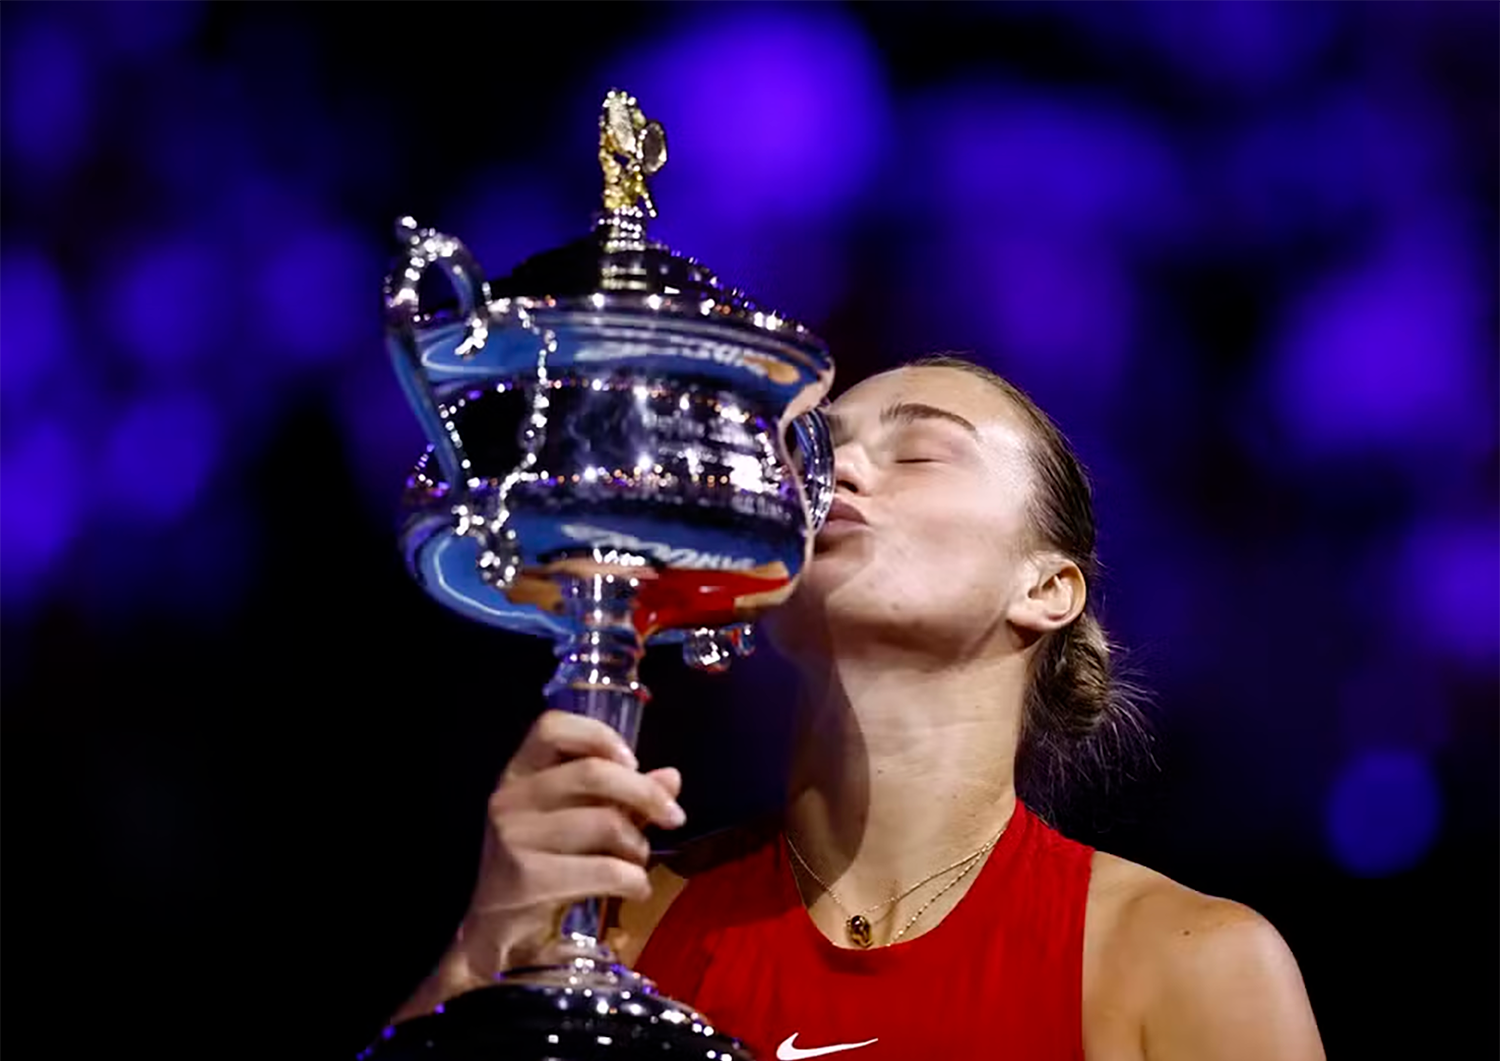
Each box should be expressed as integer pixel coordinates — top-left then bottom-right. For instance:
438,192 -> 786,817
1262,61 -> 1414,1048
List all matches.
664,801 -> 686,827
621,746 -> 639,770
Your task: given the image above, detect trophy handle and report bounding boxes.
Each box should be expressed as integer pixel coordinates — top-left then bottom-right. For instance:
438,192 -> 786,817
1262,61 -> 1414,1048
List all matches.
792,405 -> 836,532
383,216 -> 492,488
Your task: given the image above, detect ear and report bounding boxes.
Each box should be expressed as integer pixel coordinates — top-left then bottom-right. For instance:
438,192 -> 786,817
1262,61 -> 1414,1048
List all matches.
1006,555 -> 1087,636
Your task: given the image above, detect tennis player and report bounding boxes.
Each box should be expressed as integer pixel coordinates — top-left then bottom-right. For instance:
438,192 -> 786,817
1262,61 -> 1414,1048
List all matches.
392,356 -> 1325,1060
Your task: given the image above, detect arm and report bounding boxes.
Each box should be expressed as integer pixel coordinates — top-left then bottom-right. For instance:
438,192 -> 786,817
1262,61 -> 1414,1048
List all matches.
1141,897 -> 1325,1061
390,941 -> 489,1024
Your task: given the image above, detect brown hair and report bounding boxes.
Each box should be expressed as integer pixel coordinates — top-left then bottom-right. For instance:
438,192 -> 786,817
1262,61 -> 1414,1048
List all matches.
905,354 -> 1152,820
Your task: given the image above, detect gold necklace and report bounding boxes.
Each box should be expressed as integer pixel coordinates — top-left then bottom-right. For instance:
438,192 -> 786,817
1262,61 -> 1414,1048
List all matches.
786,841 -> 973,946
784,822 -> 1007,948
888,833 -> 998,943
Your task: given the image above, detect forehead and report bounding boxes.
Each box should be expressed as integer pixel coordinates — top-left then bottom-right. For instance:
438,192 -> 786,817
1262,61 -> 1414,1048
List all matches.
829,365 -> 1031,444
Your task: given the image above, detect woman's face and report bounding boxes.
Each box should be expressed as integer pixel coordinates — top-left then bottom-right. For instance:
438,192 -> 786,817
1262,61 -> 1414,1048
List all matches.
770,365 -> 1046,660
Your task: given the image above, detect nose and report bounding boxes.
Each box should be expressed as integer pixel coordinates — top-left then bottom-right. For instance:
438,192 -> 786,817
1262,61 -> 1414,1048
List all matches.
833,440 -> 870,496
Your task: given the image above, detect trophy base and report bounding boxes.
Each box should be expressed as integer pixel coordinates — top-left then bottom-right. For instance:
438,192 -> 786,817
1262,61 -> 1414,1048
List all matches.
362,959 -> 754,1060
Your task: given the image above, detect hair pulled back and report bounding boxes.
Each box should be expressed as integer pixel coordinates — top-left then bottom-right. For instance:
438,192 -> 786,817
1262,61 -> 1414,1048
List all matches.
906,355 -> 1152,819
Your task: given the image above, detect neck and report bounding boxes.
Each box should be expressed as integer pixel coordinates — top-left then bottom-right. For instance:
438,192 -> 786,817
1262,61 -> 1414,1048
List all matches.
783,643 -> 1024,913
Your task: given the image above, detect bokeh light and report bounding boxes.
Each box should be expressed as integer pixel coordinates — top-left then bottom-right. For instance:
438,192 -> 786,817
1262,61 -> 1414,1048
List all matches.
1325,748 -> 1443,877
0,418 -> 85,605
1,18 -> 93,179
100,388 -> 221,527
917,87 -> 1186,244
0,247 -> 70,411
1265,224 -> 1489,461
252,222 -> 375,368
978,232 -> 1137,398
81,0 -> 206,65
1215,90 -> 1453,250
1391,517 -> 1500,669
112,235 -> 234,372
446,166 -> 576,283
1133,0 -> 1341,96
887,84 -> 1190,427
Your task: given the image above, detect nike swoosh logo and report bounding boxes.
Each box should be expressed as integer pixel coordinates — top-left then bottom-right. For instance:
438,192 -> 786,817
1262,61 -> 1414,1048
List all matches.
776,1032 -> 879,1059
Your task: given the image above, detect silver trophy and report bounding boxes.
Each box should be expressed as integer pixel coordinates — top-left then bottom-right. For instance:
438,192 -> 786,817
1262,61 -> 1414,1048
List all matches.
365,90 -> 834,1059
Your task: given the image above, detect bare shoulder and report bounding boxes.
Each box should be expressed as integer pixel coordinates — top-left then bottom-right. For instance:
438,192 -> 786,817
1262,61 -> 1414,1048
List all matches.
608,861 -> 688,966
1088,849 -> 1264,947
1086,850 -> 1325,1061
609,816 -> 779,966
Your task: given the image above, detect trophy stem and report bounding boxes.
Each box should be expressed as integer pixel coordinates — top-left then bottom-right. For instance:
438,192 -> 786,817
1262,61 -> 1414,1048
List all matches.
543,568 -> 651,954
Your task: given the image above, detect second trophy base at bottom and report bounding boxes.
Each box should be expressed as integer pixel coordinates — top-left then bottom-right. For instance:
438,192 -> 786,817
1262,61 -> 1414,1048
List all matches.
363,956 -> 755,1060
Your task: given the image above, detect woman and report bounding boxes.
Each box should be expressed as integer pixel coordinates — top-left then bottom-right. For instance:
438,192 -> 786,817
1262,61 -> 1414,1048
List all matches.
392,356 -> 1325,1059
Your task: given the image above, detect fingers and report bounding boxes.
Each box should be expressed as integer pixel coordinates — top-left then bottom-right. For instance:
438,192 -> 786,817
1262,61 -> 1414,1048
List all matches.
508,756 -> 686,829
499,806 -> 652,865
644,766 -> 682,802
458,713 -> 686,962
474,852 -> 651,906
507,710 -> 638,779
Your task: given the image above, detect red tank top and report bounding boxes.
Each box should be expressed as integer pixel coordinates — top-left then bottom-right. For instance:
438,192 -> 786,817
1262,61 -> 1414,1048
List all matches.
636,802 -> 1093,1061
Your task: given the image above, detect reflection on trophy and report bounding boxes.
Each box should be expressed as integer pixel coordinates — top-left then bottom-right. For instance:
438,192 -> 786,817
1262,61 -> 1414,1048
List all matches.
365,89 -> 835,1059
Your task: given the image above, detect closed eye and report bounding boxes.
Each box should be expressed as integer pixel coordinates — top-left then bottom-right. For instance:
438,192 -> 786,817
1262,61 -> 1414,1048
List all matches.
888,421 -> 970,466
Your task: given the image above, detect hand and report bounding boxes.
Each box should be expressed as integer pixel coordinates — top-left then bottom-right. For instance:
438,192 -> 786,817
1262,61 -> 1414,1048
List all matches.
450,709 -> 686,979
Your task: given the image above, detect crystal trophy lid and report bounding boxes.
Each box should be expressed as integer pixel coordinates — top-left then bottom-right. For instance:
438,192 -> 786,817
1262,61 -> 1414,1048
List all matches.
484,89 -> 826,357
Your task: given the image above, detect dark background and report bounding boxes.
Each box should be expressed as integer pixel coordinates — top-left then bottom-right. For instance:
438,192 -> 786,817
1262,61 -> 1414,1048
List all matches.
2,3 -> 1495,1057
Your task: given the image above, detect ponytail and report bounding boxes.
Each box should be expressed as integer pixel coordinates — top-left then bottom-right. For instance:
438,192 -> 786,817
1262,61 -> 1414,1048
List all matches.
1018,611 -> 1150,821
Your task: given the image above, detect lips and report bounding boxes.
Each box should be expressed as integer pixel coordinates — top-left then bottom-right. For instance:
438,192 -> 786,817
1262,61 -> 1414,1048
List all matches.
815,498 -> 869,549
823,497 -> 868,527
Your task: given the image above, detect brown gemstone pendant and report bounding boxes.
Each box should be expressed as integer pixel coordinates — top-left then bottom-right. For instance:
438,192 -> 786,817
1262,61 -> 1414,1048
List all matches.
847,914 -> 873,948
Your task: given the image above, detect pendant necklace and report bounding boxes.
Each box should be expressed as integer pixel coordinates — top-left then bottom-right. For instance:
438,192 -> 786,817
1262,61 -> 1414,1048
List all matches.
784,822 -> 1007,948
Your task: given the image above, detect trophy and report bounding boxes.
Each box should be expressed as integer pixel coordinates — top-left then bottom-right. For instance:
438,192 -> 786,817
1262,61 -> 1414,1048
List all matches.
363,90 -> 835,1059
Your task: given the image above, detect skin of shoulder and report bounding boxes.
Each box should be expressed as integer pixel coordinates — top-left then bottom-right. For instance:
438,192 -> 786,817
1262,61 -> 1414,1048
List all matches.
608,861 -> 688,967
1084,851 -> 1325,1061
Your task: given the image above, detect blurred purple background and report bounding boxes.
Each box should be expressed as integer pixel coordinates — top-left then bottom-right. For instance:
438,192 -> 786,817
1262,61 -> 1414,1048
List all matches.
2,2 -> 1494,1056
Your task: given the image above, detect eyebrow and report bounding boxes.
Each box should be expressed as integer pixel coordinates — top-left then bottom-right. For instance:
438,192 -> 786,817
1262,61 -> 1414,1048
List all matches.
826,401 -> 980,445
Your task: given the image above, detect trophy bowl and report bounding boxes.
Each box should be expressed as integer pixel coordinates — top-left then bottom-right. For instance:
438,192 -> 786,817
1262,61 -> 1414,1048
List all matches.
362,90 -> 834,1059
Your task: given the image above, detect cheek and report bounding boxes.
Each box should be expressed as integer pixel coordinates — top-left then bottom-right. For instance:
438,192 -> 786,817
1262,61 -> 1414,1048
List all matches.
899,484 -> 1017,552
791,474 -> 1029,627
872,493 -> 1023,610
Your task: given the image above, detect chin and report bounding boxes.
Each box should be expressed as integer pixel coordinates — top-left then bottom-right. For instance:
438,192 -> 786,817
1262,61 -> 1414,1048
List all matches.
805,535 -> 872,580
789,558 -> 852,608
